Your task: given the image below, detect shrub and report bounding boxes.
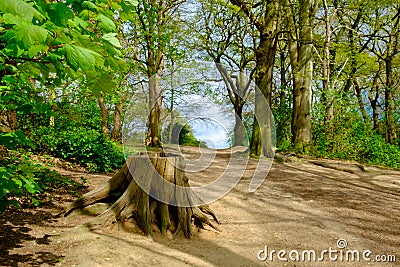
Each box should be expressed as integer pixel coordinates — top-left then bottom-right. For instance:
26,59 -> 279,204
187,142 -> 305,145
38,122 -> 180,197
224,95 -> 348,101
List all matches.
312,118 -> 400,169
32,126 -> 125,172
0,148 -> 85,212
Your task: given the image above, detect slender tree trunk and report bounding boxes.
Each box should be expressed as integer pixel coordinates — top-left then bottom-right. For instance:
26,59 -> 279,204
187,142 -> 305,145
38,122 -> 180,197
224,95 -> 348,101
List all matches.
354,81 -> 369,123
215,63 -> 248,147
111,104 -> 123,142
168,87 -> 175,144
168,61 -> 175,144
146,48 -> 164,148
321,0 -> 334,124
6,109 -> 17,132
368,61 -> 383,133
98,97 -> 108,136
49,88 -> 56,127
384,58 -> 397,144
368,85 -> 380,133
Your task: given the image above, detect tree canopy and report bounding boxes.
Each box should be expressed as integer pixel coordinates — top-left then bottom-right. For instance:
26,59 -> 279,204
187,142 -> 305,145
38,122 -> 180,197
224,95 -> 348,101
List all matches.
1,0 -> 399,212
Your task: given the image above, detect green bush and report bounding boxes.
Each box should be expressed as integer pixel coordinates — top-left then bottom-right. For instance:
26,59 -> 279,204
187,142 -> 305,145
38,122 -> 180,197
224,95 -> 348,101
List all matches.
0,149 -> 86,212
313,118 -> 400,169
31,126 -> 125,172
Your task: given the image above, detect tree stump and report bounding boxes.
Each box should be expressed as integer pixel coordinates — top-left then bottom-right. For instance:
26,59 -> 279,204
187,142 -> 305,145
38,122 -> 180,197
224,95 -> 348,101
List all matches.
63,154 -> 219,238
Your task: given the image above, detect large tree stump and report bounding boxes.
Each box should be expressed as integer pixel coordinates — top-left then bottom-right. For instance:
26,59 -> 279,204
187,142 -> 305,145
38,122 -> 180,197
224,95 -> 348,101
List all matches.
63,154 -> 219,238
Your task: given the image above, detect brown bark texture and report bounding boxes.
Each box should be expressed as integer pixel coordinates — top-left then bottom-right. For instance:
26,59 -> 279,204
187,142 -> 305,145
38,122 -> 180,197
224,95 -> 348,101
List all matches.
63,154 -> 219,239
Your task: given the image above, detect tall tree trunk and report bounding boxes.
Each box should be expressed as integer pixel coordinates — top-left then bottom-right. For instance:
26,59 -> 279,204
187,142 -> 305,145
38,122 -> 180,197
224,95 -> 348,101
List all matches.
384,57 -> 397,144
250,5 -> 279,158
168,87 -> 175,144
232,72 -> 246,146
146,56 -> 164,148
111,104 -> 123,142
286,0 -> 317,153
354,81 -> 369,123
98,97 -> 108,136
321,0 -> 333,125
368,61 -> 383,133
251,33 -> 276,157
229,0 -> 279,157
368,85 -> 380,133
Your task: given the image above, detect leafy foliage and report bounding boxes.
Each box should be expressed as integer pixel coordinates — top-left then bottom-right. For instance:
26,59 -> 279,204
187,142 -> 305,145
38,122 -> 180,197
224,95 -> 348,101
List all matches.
312,113 -> 400,170
32,126 -> 125,172
0,147 -> 86,212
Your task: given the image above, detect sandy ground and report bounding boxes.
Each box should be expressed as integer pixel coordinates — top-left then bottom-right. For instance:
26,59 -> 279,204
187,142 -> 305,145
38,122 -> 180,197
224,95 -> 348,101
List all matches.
1,146 -> 399,267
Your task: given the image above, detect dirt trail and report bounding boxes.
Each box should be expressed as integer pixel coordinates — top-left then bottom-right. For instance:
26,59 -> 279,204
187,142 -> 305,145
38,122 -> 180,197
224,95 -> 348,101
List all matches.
1,147 -> 399,267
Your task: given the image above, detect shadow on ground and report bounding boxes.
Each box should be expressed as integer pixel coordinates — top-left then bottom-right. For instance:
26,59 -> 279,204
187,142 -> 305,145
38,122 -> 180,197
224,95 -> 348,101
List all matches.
0,209 -> 62,266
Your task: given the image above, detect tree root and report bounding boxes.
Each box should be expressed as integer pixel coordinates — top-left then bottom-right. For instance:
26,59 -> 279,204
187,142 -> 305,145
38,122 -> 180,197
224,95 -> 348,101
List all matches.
63,156 -> 220,239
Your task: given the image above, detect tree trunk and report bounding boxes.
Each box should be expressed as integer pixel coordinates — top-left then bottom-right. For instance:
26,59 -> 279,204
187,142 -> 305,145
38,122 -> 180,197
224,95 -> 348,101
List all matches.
0,109 -> 17,132
49,88 -> 56,127
111,104 -> 123,142
384,58 -> 397,144
229,0 -> 279,157
321,0 -> 334,125
250,21 -> 277,158
354,81 -> 369,123
63,154 -> 219,239
368,85 -> 380,133
368,61 -> 383,133
146,74 -> 163,148
215,63 -> 248,147
98,97 -> 108,136
286,0 -> 317,153
232,71 -> 247,146
233,104 -> 245,146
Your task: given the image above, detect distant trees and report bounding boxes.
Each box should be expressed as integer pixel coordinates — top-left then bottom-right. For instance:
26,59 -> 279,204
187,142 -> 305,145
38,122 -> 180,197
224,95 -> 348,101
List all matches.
1,0 -> 398,162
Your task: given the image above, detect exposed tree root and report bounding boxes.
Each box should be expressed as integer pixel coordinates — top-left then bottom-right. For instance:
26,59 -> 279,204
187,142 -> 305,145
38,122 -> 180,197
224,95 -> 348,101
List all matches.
309,160 -> 367,175
63,155 -> 220,239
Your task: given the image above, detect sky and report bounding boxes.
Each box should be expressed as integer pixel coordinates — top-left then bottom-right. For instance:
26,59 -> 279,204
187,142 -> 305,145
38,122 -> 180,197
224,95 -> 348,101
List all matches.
176,94 -> 235,149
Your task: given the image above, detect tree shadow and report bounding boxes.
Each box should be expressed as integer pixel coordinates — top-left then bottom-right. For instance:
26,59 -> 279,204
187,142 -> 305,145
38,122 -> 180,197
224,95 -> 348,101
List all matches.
0,209 -> 62,267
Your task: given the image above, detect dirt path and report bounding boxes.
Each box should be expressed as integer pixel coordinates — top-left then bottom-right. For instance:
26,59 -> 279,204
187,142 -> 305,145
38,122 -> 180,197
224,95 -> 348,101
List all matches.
1,147 -> 399,266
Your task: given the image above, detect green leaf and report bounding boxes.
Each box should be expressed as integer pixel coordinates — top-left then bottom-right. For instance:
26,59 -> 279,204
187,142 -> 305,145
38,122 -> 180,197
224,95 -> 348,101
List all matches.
0,0 -> 44,22
24,179 -> 36,194
27,44 -> 48,58
11,178 -> 22,187
87,72 -> 116,96
17,103 -> 34,114
3,13 -> 25,25
47,2 -> 75,27
14,24 -> 49,48
97,14 -> 116,32
102,33 -> 122,48
124,0 -> 139,6
82,1 -> 98,10
70,16 -> 88,29
105,56 -> 127,71
64,44 -> 104,71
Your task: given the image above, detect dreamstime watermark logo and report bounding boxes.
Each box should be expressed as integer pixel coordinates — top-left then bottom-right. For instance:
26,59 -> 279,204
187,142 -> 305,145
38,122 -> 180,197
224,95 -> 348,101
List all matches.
257,238 -> 397,263
122,61 -> 276,206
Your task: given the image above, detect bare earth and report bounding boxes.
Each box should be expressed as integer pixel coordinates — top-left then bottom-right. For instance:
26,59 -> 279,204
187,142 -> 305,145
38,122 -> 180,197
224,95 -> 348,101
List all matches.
1,146 -> 399,267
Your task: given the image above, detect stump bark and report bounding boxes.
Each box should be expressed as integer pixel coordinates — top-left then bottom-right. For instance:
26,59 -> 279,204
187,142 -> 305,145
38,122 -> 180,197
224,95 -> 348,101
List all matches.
63,154 -> 219,238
